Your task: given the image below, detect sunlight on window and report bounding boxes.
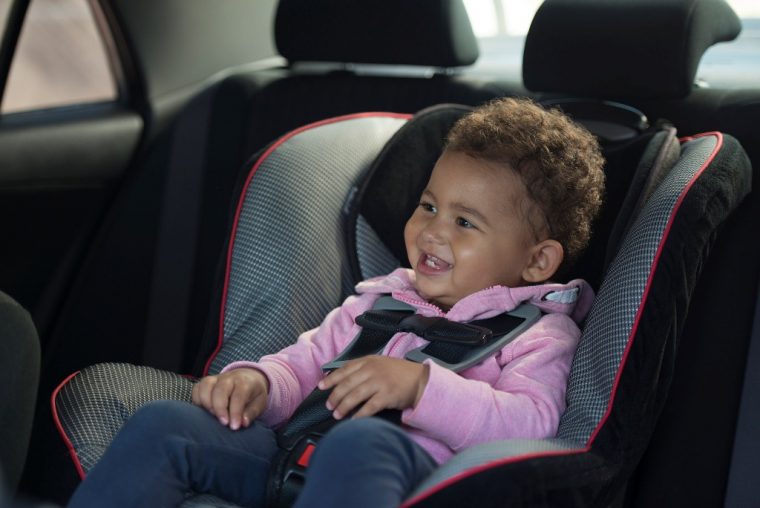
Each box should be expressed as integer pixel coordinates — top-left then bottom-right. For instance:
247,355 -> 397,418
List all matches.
463,0 -> 498,37
464,0 -> 758,86
464,0 -> 542,37
728,0 -> 760,18
1,0 -> 117,114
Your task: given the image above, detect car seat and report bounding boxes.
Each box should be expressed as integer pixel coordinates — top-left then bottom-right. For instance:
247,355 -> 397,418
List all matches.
521,1 -> 756,506
52,97 -> 751,506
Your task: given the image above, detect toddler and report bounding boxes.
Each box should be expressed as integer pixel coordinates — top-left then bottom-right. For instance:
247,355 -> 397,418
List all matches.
68,97 -> 605,507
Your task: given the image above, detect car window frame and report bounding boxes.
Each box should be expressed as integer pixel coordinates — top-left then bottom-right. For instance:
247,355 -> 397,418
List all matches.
0,0 -> 131,117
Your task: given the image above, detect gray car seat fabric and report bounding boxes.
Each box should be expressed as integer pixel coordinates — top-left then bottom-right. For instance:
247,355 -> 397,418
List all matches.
407,133 -> 751,506
559,135 -> 724,440
52,112 -> 751,507
52,114 -> 408,484
208,114 -> 409,373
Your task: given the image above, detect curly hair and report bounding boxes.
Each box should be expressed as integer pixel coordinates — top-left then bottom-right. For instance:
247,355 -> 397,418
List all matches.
446,97 -> 605,274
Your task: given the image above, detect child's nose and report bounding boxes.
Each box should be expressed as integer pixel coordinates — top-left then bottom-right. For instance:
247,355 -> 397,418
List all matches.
421,218 -> 447,244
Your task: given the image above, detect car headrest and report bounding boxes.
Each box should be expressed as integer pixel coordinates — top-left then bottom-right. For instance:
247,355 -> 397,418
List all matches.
523,0 -> 742,99
274,0 -> 479,67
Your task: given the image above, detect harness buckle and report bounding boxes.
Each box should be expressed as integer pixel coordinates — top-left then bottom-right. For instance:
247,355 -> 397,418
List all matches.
398,314 -> 492,345
268,435 -> 320,508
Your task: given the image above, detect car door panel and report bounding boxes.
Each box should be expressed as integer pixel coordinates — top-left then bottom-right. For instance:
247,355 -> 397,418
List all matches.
0,106 -> 142,340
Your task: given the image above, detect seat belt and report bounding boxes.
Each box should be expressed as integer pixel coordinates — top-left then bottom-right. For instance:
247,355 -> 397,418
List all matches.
724,276 -> 760,507
142,86 -> 216,371
266,295 -> 541,507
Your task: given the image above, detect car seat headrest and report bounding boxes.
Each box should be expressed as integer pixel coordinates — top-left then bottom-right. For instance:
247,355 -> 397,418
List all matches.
523,0 -> 742,99
348,104 -> 473,279
274,0 -> 479,68
347,103 -> 677,289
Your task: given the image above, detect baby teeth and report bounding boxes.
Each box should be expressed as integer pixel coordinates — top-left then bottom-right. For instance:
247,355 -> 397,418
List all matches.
425,255 -> 445,268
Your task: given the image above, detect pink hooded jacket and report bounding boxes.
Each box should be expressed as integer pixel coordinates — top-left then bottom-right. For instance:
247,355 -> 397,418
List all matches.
223,268 -> 594,464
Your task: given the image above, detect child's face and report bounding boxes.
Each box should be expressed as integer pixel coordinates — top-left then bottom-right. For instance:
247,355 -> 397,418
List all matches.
404,150 -> 539,309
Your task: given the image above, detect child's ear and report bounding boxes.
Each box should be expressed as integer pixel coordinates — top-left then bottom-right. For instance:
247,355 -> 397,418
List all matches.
522,239 -> 564,283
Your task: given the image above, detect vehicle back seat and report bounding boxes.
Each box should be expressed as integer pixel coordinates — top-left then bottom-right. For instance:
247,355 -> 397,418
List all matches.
32,1 -> 511,499
42,0 -> 760,505
53,102 -> 751,507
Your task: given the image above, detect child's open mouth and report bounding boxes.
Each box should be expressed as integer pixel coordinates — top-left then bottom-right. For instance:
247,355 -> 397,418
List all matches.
417,253 -> 453,275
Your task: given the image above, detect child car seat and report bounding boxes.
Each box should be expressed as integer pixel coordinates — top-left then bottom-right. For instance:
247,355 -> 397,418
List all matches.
521,1 -> 753,505
53,101 -> 751,506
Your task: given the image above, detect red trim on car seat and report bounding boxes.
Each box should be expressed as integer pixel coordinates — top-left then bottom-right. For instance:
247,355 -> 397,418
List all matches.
401,132 -> 724,506
401,447 -> 586,507
203,112 -> 411,375
586,131 -> 722,444
51,371 -> 87,480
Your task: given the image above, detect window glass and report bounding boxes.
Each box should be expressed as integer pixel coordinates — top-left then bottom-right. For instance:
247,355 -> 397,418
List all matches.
463,0 -> 541,78
464,0 -> 760,89
697,1 -> 760,88
1,0 -> 117,114
0,0 -> 12,37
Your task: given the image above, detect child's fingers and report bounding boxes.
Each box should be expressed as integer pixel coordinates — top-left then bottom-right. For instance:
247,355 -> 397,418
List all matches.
333,383 -> 381,419
328,373 -> 376,419
210,376 -> 235,425
228,381 -> 258,430
192,376 -> 218,412
318,360 -> 363,390
241,393 -> 268,428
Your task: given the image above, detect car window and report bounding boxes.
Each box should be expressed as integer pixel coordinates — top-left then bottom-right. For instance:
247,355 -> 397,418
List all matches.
463,0 -> 760,89
698,1 -> 760,88
463,0 -> 540,78
0,1 -> 11,33
0,0 -> 117,114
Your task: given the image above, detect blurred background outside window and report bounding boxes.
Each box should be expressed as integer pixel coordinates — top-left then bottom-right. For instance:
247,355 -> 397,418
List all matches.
463,0 -> 760,87
0,0 -> 116,114
0,0 -> 757,115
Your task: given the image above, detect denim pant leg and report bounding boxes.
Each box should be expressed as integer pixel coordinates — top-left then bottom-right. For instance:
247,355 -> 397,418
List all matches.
67,399 -> 279,508
294,417 -> 437,508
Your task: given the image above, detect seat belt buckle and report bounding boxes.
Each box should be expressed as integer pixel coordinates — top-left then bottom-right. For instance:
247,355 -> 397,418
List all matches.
269,434 -> 325,507
296,442 -> 316,468
283,437 -> 319,483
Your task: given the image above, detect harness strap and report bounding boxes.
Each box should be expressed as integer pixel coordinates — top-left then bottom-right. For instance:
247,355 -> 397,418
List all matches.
268,296 -> 542,506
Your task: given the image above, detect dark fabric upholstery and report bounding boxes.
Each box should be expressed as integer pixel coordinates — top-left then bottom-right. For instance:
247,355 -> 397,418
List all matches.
566,131 -> 656,288
604,126 -> 681,268
0,291 -> 39,492
585,133 -> 752,504
240,73 -> 506,158
349,104 -> 473,277
523,0 -> 742,99
275,0 -> 478,67
624,98 -> 760,508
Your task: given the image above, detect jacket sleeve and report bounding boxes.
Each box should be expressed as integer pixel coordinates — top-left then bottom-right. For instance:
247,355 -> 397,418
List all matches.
401,313 -> 580,451
222,293 -> 376,427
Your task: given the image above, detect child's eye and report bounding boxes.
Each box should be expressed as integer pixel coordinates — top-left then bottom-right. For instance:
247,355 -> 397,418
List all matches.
457,217 -> 475,229
419,202 -> 436,213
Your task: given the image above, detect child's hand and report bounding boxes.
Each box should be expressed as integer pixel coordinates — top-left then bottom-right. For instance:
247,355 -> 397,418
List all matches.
318,356 -> 430,420
191,368 -> 270,430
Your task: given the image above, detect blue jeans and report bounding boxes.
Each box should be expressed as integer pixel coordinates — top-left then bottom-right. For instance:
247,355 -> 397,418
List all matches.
67,400 -> 436,507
